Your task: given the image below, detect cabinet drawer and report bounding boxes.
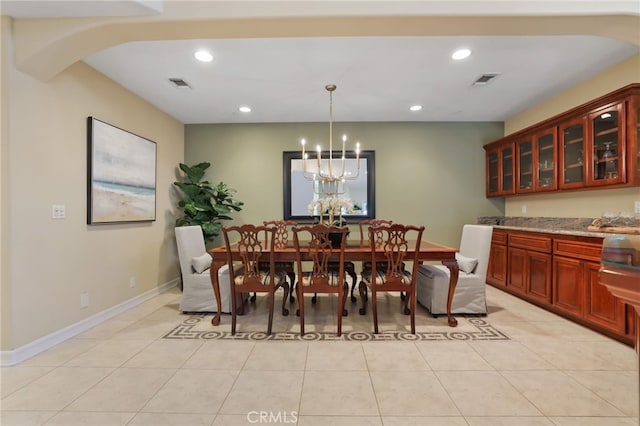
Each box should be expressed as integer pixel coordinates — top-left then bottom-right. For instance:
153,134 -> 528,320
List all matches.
509,233 -> 552,253
492,229 -> 507,245
553,239 -> 602,262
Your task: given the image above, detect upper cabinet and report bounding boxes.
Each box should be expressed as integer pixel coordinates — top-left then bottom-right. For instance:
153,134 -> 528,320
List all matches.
486,143 -> 515,197
485,84 -> 640,197
516,126 -> 557,193
587,102 -> 625,187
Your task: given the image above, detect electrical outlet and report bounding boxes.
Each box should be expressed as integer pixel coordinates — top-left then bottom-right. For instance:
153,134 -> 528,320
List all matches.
52,204 -> 65,219
80,291 -> 89,309
635,201 -> 640,214
521,205 -> 527,214
129,276 -> 136,288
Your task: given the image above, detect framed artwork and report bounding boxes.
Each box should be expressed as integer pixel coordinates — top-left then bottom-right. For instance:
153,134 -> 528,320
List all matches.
87,117 -> 157,224
283,150 -> 375,222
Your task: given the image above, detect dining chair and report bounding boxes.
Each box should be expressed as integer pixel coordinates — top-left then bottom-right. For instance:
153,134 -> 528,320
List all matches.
356,219 -> 393,302
292,224 -> 349,336
222,224 -> 289,335
256,220 -> 297,303
358,223 -> 424,334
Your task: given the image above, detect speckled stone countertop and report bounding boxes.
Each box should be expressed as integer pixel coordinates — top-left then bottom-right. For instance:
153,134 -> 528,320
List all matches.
476,216 -> 637,238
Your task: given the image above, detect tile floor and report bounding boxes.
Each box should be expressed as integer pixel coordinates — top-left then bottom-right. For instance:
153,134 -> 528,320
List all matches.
1,285 -> 638,426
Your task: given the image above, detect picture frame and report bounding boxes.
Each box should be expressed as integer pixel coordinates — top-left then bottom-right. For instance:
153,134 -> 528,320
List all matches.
283,150 -> 375,222
87,117 -> 157,224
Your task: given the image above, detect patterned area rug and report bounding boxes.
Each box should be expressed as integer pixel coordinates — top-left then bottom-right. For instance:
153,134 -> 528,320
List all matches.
163,315 -> 510,342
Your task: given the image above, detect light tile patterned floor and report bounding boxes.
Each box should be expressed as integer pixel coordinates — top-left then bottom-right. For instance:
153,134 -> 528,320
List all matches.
1,285 -> 638,426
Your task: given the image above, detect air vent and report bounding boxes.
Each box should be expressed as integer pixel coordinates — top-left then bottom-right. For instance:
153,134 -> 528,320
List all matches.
473,73 -> 500,86
168,78 -> 192,89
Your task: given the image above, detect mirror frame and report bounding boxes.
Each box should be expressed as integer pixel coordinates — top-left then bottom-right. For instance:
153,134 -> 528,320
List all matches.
283,150 -> 375,222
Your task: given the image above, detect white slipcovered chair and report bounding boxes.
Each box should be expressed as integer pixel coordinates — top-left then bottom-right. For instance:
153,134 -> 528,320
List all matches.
175,225 -> 232,313
416,224 -> 493,315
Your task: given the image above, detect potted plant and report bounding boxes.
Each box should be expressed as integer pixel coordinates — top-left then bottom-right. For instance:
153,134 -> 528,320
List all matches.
308,196 -> 355,247
174,162 -> 244,242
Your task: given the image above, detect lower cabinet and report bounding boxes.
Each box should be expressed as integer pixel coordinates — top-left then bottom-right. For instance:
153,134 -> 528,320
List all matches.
508,232 -> 552,303
552,256 -> 585,317
487,228 -> 634,346
487,230 -> 507,287
584,261 -> 626,333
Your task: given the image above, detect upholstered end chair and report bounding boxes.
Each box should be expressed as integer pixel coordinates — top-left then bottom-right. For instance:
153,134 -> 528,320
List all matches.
175,225 -> 232,313
416,224 -> 493,315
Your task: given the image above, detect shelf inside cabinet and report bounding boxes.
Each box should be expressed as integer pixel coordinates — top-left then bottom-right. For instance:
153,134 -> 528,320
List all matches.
594,127 -> 618,137
564,138 -> 584,146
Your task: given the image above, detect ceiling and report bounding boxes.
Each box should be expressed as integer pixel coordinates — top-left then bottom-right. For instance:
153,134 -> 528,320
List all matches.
4,1 -> 640,124
83,35 -> 639,124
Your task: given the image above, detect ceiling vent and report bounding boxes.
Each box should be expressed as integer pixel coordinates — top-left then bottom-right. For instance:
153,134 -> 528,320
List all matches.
168,78 -> 192,89
473,73 -> 500,86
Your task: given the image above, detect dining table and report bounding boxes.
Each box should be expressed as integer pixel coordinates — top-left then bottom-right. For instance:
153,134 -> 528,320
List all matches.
207,238 -> 460,328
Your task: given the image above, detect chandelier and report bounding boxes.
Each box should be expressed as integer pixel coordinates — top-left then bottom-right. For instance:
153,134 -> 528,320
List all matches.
300,84 -> 361,196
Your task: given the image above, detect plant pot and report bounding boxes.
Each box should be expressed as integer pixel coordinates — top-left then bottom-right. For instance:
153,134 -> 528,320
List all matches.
328,231 -> 349,248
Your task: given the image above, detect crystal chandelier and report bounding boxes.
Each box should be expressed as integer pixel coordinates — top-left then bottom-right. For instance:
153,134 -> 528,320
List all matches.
300,84 -> 361,196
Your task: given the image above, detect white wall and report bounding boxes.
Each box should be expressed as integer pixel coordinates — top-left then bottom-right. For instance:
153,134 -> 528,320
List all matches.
1,21 -> 184,353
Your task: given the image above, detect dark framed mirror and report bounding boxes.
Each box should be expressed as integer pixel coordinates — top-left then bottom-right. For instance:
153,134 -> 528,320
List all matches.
283,150 -> 375,222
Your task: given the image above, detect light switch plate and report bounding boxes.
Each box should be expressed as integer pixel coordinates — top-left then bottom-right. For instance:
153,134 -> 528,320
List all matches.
635,201 -> 640,214
52,205 -> 65,219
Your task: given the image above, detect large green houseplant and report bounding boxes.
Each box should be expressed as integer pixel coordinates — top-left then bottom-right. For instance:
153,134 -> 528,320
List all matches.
174,162 -> 244,242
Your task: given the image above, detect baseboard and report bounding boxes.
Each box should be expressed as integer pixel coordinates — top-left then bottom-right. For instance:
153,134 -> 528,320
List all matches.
1,279 -> 179,366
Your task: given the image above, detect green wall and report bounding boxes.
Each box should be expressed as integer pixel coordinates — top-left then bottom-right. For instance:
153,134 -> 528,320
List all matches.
184,121 -> 504,247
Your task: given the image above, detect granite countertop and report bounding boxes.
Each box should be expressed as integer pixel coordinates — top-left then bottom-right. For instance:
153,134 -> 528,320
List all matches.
491,224 -> 612,238
477,216 -> 636,238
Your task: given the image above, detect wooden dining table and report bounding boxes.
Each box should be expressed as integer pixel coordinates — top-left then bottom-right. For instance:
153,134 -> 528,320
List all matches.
207,239 -> 460,328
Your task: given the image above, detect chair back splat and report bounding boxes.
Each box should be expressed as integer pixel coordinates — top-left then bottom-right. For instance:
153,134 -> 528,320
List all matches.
358,223 -> 424,334
292,224 -> 349,336
222,224 -> 290,335
259,220 -> 297,303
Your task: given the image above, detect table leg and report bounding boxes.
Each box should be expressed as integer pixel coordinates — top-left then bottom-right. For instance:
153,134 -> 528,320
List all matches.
209,260 -> 225,326
442,259 -> 459,327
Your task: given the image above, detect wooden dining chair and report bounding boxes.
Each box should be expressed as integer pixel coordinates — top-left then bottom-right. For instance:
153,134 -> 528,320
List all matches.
358,223 -> 424,334
256,220 -> 297,303
355,219 -> 393,302
292,224 -> 349,336
222,224 -> 290,335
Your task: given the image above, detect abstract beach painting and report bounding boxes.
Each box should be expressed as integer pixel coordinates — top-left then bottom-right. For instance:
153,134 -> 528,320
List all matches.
87,117 -> 156,224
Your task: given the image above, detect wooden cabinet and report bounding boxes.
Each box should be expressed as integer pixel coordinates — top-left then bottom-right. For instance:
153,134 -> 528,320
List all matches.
508,233 -> 552,303
484,84 -> 640,197
559,117 -> 587,189
487,228 -> 634,346
516,127 -> 558,193
626,93 -> 640,186
487,229 -> 507,287
587,102 -> 626,186
552,255 -> 585,317
486,143 -> 515,197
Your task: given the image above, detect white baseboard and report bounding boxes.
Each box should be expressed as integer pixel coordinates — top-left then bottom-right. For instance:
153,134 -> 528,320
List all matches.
1,279 -> 179,366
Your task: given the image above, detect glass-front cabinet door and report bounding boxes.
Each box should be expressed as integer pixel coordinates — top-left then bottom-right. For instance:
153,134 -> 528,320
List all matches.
486,143 -> 515,196
559,117 -> 586,189
501,144 -> 515,195
516,138 -> 534,193
588,103 -> 625,186
536,127 -> 557,191
487,150 -> 499,195
628,94 -> 640,185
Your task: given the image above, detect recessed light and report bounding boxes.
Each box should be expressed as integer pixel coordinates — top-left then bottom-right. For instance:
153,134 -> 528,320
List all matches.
194,50 -> 213,63
409,105 -> 423,112
452,48 -> 471,60
239,106 -> 251,113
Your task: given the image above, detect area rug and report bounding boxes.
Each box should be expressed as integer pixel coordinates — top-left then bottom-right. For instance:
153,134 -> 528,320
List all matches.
163,315 -> 510,342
